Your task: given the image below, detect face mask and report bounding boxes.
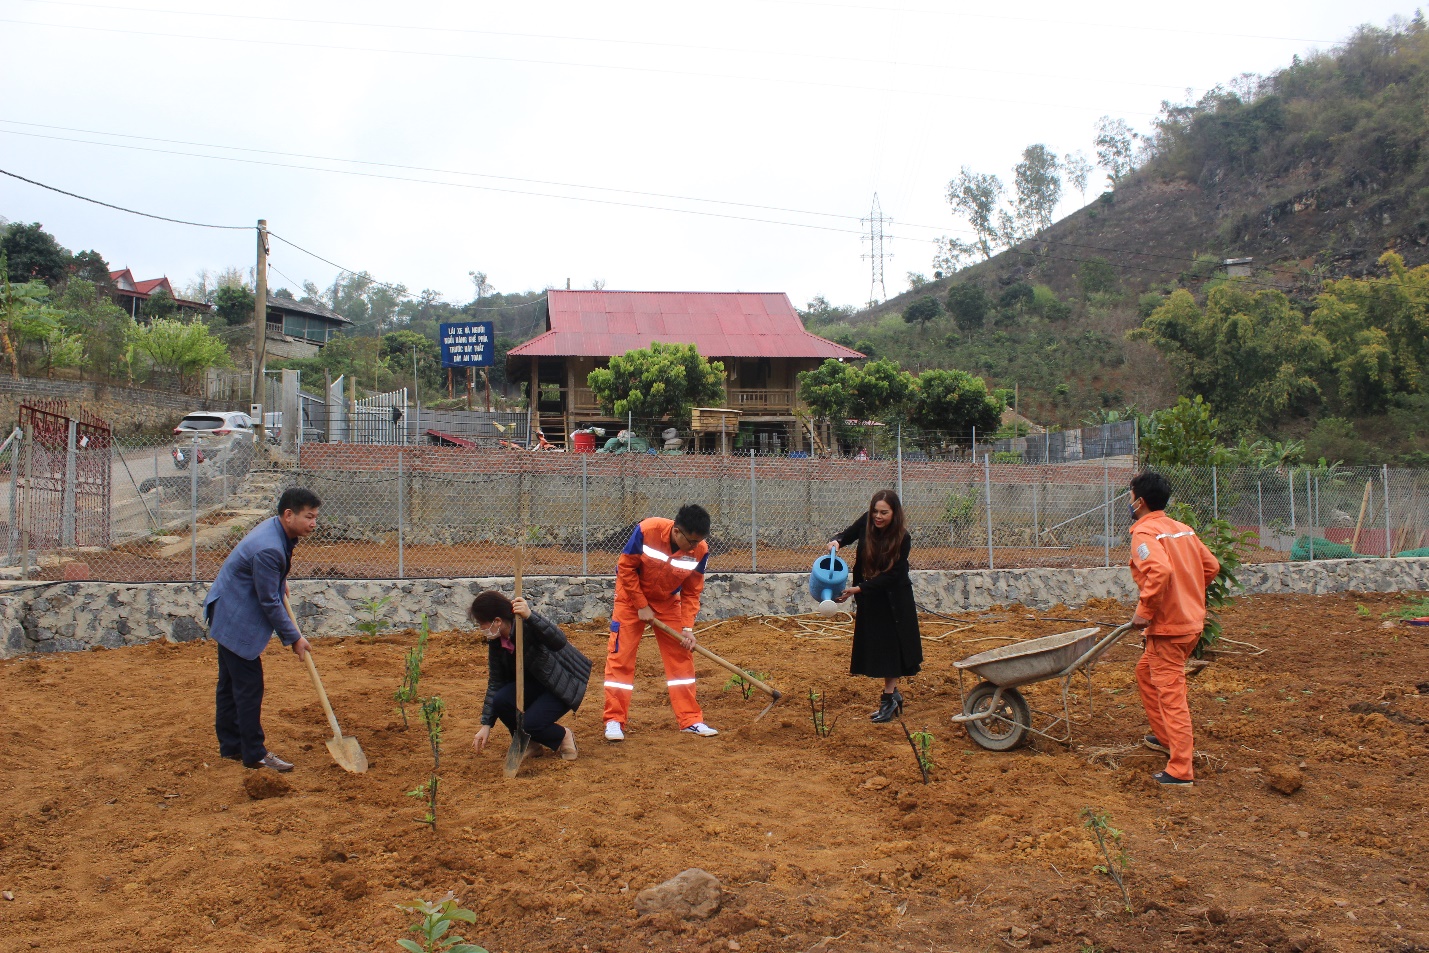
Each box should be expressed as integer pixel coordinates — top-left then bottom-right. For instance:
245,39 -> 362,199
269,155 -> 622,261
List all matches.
1127,502 -> 1139,519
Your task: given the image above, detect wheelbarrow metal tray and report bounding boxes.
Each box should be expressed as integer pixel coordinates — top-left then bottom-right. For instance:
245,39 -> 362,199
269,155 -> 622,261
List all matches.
954,627 -> 1102,689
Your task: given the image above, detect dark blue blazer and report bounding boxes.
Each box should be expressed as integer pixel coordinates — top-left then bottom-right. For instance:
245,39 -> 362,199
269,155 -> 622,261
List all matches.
203,516 -> 303,660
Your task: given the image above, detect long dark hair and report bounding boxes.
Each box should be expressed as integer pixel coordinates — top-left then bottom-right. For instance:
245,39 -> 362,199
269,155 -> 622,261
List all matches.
863,489 -> 906,576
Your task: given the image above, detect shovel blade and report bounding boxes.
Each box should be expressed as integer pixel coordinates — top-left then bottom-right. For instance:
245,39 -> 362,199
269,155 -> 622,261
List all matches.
503,729 -> 532,778
325,734 -> 368,773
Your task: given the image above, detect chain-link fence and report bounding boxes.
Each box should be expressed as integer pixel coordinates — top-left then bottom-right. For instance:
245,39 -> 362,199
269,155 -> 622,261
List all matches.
4,425 -> 1426,583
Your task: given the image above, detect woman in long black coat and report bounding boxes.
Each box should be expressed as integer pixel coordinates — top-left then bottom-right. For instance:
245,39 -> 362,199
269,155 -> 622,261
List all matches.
470,591 -> 593,760
829,489 -> 923,723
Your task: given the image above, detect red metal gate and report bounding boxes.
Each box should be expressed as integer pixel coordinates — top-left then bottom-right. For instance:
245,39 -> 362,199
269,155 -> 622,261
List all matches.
18,401 -> 112,549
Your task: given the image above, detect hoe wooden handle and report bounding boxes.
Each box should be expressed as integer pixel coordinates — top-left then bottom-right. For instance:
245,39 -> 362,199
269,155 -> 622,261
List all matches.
650,617 -> 781,701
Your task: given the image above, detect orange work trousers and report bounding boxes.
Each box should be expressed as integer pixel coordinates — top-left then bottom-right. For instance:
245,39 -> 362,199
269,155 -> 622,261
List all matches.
602,608 -> 704,730
1135,632 -> 1200,781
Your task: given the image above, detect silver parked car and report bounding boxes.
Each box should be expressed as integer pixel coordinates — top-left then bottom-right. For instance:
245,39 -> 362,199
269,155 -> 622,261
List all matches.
171,411 -> 256,474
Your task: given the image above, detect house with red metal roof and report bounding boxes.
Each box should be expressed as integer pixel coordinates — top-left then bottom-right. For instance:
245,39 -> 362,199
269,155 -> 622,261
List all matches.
108,269 -> 210,319
505,290 -> 862,452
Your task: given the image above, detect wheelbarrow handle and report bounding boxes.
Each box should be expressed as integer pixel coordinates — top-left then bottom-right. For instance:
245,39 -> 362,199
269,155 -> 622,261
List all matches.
1058,621 -> 1135,679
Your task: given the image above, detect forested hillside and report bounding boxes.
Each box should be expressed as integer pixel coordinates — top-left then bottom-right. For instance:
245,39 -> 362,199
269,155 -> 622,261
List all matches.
811,17 -> 1429,464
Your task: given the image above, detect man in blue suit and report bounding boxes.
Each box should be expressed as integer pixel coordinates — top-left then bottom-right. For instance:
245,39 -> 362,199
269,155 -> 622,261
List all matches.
204,487 -> 320,771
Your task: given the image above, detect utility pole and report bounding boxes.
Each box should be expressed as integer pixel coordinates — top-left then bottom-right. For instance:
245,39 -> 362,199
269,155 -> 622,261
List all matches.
860,193 -> 892,306
251,219 -> 269,444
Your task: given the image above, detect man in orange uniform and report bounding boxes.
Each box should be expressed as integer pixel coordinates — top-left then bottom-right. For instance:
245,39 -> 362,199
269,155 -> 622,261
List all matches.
604,504 -> 718,741
1127,471 -> 1220,788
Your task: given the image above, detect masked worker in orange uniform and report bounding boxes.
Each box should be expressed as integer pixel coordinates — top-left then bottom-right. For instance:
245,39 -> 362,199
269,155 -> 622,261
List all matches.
604,504 -> 718,741
1127,471 -> 1220,789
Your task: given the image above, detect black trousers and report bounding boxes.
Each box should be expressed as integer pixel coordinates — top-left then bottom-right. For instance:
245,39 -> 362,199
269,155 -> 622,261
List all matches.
215,643 -> 266,765
489,682 -> 571,751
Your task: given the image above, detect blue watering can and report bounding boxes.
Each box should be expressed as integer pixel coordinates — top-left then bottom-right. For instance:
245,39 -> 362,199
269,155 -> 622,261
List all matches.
809,548 -> 850,615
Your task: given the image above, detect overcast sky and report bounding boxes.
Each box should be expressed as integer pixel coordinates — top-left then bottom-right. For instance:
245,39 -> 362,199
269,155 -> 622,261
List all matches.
0,0 -> 1414,313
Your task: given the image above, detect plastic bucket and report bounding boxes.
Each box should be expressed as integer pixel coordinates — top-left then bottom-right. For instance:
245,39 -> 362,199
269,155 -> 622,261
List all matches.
572,431 -> 597,453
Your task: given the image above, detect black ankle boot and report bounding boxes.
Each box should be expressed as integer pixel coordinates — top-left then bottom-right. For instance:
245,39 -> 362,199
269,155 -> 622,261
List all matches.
870,690 -> 903,723
868,689 -> 903,718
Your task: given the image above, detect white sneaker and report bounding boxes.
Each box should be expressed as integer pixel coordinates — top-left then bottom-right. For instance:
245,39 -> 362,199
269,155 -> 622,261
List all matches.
604,720 -> 625,742
681,722 -> 719,737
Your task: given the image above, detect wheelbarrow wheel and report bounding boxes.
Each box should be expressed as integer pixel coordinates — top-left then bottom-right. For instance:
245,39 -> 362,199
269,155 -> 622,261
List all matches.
961,682 -> 1030,751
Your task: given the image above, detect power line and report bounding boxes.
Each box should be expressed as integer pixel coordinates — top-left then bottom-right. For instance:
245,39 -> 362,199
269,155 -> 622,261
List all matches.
0,166 -> 248,230
0,17 -> 1160,119
11,0 -> 1213,94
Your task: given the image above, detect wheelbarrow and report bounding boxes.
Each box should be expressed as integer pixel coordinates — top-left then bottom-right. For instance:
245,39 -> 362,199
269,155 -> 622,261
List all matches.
950,623 -> 1133,751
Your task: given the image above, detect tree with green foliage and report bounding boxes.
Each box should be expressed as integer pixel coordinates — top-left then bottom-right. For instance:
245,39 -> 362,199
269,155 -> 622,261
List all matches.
68,249 -> 112,287
270,332 -> 392,396
213,284 -> 255,326
902,295 -> 941,329
0,267 -> 50,377
56,278 -> 129,379
945,283 -> 991,333
910,368 -> 1004,436
1077,257 -> 1120,297
586,341 -> 725,427
946,168 -> 1006,260
798,295 -> 857,327
1094,116 -> 1142,185
796,359 -> 856,421
1,222 -> 71,283
1310,252 -> 1429,415
127,317 -> 233,390
1139,396 -> 1226,467
1007,144 -> 1063,240
1129,286 -> 1331,432
846,357 -> 914,422
141,288 -> 179,321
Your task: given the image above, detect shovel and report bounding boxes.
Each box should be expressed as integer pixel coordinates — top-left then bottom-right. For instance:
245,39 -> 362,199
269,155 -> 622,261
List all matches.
503,543 -> 532,778
284,597 -> 368,773
650,617 -> 784,721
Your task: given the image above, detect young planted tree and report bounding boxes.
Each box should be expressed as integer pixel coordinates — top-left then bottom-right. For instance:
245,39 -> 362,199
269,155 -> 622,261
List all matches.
1081,808 -> 1132,912
408,696 -> 446,829
355,594 -> 394,641
393,615 -> 429,727
586,341 -> 725,429
398,892 -> 489,953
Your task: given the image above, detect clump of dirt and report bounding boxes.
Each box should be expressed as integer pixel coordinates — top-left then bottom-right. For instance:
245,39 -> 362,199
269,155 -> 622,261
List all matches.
1265,763 -> 1304,795
0,591 -> 1425,952
242,771 -> 292,800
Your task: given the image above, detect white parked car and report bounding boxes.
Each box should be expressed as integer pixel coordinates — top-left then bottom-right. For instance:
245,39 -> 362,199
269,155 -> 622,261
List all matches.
171,412 -> 256,472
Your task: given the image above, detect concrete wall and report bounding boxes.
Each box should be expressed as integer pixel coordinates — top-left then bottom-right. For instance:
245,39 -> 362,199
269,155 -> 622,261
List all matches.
2,557 -> 1424,658
0,376 -> 222,435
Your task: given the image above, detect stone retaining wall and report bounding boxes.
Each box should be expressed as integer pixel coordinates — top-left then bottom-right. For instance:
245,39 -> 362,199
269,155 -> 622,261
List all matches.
3,557 -> 1423,658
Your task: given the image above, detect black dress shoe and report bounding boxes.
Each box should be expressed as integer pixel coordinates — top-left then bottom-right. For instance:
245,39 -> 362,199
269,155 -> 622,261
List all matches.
870,691 -> 903,724
868,689 -> 904,719
244,751 -> 294,772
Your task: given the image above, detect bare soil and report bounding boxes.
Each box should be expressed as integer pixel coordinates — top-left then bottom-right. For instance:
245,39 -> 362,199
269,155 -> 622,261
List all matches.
2,592 -> 1427,953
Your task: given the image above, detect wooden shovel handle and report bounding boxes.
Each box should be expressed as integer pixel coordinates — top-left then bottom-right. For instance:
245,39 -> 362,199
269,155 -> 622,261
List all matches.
650,617 -> 781,701
284,596 -> 343,740
514,541 -> 525,715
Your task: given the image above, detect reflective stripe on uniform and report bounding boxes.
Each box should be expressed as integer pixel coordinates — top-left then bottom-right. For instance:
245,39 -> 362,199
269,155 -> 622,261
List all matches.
670,557 -> 700,570
1155,530 -> 1197,540
642,544 -> 670,562
666,678 -> 697,687
604,681 -> 634,691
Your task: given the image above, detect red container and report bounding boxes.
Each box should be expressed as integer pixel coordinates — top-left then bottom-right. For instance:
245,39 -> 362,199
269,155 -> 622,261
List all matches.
572,431 -> 597,453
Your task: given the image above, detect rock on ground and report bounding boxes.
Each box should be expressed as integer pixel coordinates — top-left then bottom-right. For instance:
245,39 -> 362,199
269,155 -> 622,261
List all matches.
1265,764 -> 1304,795
243,771 -> 292,800
634,868 -> 722,919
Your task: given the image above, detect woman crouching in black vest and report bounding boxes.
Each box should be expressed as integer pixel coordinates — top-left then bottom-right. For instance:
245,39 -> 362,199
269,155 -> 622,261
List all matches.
470,591 -> 593,761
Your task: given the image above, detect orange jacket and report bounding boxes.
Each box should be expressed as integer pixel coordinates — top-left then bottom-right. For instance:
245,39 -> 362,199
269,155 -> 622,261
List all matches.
615,517 -> 708,629
1128,511 -> 1220,637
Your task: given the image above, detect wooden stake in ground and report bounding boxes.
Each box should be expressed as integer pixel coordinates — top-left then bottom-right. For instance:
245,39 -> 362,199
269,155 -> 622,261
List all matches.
503,539 -> 532,778
1351,480 -> 1373,553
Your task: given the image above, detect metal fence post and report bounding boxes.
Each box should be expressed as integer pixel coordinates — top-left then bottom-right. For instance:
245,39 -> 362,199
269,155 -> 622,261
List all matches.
1031,475 -> 1039,549
61,419 -> 77,548
983,453 -> 994,570
750,449 -> 757,572
7,431 -> 19,563
1288,468 -> 1295,532
1211,465 -> 1219,521
21,424 -> 33,579
1309,474 -> 1316,561
1256,479 -> 1264,548
1103,450 -> 1110,568
397,450 -> 405,579
896,423 -> 903,500
190,435 -> 199,582
581,452 -> 588,575
1382,464 -> 1392,557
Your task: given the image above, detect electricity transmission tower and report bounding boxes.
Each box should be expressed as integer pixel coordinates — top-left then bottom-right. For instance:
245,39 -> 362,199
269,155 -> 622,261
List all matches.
861,193 -> 892,305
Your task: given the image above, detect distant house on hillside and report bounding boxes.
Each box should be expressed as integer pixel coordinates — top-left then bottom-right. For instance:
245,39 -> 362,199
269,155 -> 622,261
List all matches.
108,269 -> 210,318
505,290 -> 863,452
263,294 -> 353,360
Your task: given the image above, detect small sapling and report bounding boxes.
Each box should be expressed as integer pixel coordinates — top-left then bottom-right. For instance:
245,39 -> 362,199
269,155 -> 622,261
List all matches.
408,695 -> 445,829
355,593 -> 394,641
807,689 -> 839,738
393,614 -> 430,727
1081,807 -> 1132,913
896,716 -> 932,784
722,669 -> 769,701
397,891 -> 488,953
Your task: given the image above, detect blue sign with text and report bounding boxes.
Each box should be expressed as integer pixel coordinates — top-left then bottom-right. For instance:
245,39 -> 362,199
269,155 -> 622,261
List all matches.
439,321 -> 494,368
